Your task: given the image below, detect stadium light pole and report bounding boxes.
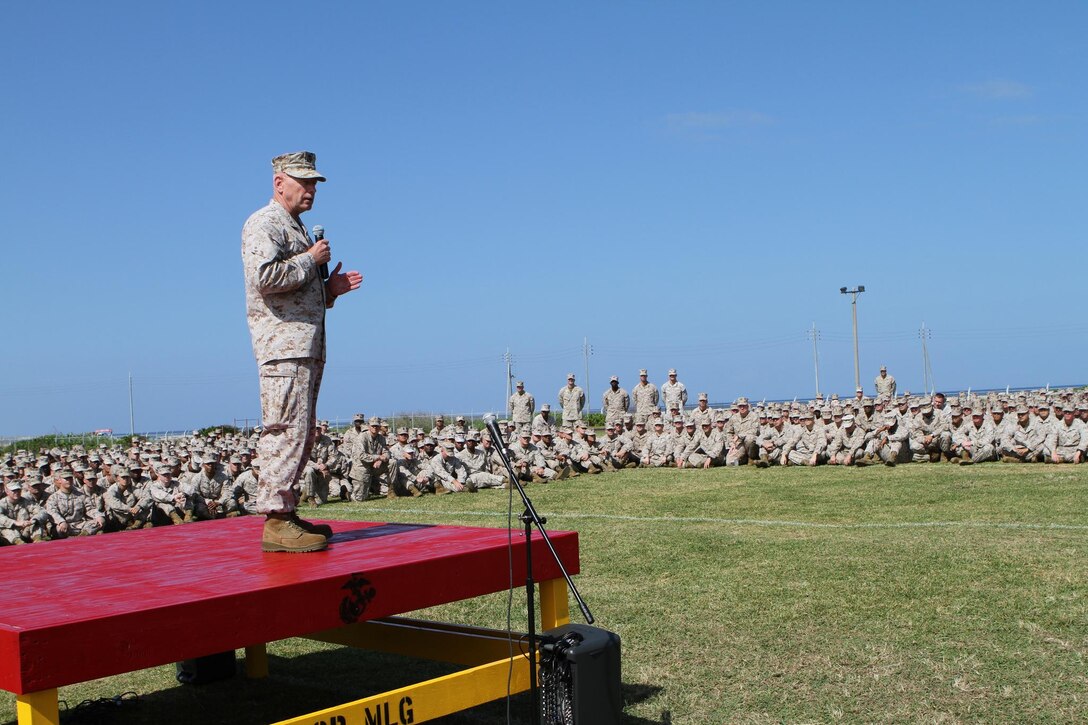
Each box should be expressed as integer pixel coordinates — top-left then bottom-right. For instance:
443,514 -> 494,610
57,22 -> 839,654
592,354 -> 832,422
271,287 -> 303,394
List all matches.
840,286 -> 865,392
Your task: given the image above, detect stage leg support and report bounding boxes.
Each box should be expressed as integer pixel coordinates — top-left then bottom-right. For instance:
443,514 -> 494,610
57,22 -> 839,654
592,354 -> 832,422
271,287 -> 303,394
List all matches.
244,643 -> 268,679
539,578 -> 570,629
15,689 -> 58,725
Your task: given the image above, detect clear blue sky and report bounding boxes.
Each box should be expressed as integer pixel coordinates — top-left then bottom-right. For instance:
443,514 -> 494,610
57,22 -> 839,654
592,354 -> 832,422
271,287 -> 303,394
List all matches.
2,1 -> 1086,436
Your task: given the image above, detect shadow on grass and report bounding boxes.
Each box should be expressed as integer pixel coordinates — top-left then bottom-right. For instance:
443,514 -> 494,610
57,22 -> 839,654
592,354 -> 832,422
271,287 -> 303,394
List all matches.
30,646 -> 665,725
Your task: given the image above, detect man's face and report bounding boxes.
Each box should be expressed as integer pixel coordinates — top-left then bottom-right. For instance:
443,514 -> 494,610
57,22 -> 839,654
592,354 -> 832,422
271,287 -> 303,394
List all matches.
738,404 -> 749,416
1064,411 -> 1075,424
668,373 -> 677,382
639,374 -> 648,384
610,381 -> 618,390
274,173 -> 318,216
5,486 -> 19,502
698,400 -> 708,410
567,379 -> 575,388
1038,408 -> 1050,420
972,414 -> 984,428
517,385 -> 524,394
1018,412 -> 1030,425
880,370 -> 887,378
55,476 -> 71,492
202,463 -> 215,476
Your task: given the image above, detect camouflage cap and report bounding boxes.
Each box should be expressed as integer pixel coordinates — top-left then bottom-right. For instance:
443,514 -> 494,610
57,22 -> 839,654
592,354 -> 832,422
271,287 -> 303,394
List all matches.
736,397 -> 750,406
353,413 -> 365,422
7,480 -> 22,490
698,392 -> 708,401
368,416 -> 381,426
567,372 -> 576,380
842,414 -> 855,424
422,437 -> 436,446
610,375 -> 619,382
271,151 -> 326,181
516,380 -> 524,387
668,368 -> 677,375
1015,404 -> 1029,414
396,427 -> 409,436
541,404 -> 551,412
639,369 -> 648,376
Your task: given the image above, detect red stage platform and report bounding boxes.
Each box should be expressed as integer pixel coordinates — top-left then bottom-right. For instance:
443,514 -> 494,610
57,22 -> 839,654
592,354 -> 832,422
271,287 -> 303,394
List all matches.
0,518 -> 580,724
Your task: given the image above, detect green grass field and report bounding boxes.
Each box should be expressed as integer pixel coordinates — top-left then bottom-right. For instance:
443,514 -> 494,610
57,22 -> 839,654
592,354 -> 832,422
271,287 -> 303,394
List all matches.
2,464 -> 1086,724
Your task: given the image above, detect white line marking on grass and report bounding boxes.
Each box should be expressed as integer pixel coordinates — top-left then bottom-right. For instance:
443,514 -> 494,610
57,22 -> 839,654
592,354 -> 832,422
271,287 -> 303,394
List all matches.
358,508 -> 1088,531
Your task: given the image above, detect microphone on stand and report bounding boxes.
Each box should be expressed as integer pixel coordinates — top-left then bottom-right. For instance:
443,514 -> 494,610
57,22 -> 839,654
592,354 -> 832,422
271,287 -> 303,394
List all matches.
312,224 -> 329,280
482,413 -> 505,451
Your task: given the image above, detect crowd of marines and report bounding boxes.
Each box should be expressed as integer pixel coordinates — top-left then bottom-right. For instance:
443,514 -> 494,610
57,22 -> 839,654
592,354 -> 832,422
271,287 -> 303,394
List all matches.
2,366 -> 1085,545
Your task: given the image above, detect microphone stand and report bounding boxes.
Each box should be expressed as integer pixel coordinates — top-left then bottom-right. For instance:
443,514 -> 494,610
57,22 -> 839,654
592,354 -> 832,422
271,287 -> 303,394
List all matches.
484,418 -> 593,725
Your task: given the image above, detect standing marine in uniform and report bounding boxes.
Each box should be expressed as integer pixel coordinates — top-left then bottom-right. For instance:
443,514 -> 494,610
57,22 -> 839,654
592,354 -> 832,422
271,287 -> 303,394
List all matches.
660,369 -> 688,414
509,381 -> 535,433
631,369 -> 659,424
242,151 -> 362,552
874,366 -> 896,399
601,376 -> 630,427
558,374 -> 585,429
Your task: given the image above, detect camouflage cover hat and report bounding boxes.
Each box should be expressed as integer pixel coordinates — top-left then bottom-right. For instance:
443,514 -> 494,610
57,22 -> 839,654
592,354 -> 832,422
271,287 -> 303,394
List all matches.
736,397 -> 750,406
567,372 -> 576,379
271,151 -> 326,181
668,368 -> 677,375
609,375 -> 619,382
396,427 -> 409,436
698,392 -> 708,400
541,404 -> 551,412
368,416 -> 381,426
639,369 -> 648,376
7,480 -> 22,490
841,414 -> 855,424
353,413 -> 365,422
516,380 -> 524,386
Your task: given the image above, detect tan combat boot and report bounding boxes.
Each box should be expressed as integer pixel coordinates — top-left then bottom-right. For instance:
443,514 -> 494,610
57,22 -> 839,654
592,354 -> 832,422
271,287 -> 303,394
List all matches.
263,515 -> 327,553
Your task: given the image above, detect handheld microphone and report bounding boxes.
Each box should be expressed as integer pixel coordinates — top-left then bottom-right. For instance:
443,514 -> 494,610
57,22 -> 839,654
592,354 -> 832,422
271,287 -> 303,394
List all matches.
312,225 -> 329,280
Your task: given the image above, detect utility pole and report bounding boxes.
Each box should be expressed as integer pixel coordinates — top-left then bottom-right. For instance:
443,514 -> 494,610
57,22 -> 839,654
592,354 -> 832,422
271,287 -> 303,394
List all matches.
127,372 -> 135,437
839,286 -> 866,391
583,337 -> 592,415
919,322 -> 934,395
504,349 -> 514,416
808,323 -> 821,398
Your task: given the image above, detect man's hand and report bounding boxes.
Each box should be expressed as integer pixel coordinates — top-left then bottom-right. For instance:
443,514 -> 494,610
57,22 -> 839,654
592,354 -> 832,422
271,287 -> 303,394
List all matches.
308,239 -> 331,265
326,262 -> 363,297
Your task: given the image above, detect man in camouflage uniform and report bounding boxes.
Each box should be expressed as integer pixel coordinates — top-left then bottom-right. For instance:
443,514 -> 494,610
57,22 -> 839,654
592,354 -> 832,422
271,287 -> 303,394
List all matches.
349,417 -> 393,500
951,410 -> 997,465
874,366 -> 896,399
827,414 -> 869,466
908,403 -> 950,462
104,469 -> 152,530
601,376 -> 630,427
865,411 -> 910,466
531,404 -> 555,437
1000,405 -> 1047,462
509,430 -> 556,483
558,374 -> 585,429
679,420 -> 725,469
45,470 -> 104,537
783,410 -> 828,466
242,151 -> 361,553
509,381 -> 535,433
428,441 -> 473,493
0,480 -> 49,544
1046,406 -> 1085,463
725,397 -> 760,465
631,369 -> 659,424
457,434 -> 507,489
638,420 -> 672,467
755,410 -> 792,467
660,369 -> 688,414
689,394 -> 713,427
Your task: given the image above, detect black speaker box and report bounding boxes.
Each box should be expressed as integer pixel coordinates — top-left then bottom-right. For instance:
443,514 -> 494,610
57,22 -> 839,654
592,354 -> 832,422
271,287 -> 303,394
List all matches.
540,623 -> 622,725
175,650 -> 237,685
